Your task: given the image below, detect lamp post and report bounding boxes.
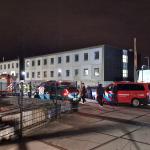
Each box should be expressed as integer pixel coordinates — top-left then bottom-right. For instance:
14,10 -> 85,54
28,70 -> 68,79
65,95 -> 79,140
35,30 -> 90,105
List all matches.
144,56 -> 149,69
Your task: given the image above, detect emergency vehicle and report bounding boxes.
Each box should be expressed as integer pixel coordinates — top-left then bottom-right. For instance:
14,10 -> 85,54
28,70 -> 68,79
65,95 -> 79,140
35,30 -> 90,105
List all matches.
0,74 -> 15,96
103,81 -> 150,107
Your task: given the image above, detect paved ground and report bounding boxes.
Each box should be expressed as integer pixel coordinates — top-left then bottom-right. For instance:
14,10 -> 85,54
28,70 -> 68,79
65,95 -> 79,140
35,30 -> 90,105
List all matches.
1,99 -> 150,150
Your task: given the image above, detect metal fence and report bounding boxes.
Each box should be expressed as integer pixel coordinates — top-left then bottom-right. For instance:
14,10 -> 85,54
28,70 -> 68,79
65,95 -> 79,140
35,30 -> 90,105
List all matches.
0,96 -> 74,142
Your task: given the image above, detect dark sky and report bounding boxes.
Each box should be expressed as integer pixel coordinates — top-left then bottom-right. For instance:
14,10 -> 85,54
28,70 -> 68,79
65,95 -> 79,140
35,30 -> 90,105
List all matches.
0,0 -> 150,61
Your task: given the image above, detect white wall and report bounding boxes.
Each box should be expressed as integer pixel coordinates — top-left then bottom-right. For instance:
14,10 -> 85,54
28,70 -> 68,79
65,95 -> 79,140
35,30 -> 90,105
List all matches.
0,59 -> 20,82
24,46 -> 104,86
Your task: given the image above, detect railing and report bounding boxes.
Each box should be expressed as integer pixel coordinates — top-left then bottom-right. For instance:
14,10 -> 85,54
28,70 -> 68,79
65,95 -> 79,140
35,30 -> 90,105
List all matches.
0,96 -> 74,142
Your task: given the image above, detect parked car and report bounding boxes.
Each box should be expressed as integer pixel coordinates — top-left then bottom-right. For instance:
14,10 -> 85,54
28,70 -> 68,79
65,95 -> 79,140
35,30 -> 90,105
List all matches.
103,81 -> 150,107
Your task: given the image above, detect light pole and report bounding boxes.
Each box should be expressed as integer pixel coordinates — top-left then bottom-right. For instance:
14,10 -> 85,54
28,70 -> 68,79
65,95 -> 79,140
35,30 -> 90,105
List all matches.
144,56 -> 149,69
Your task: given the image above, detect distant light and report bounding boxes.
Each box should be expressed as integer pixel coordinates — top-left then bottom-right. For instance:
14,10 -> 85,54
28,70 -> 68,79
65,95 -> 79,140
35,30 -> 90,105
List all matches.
58,69 -> 62,73
21,71 -> 26,76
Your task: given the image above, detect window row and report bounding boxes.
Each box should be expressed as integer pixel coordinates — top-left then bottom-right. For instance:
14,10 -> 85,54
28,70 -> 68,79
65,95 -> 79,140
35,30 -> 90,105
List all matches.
25,68 -> 100,78
26,51 -> 100,67
0,63 -> 19,70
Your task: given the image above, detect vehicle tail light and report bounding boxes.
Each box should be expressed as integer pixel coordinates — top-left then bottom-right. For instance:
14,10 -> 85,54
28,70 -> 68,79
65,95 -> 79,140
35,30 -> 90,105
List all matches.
63,89 -> 69,96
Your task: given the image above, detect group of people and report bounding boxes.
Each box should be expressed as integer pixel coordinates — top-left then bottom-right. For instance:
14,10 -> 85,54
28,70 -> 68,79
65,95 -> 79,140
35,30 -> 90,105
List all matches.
79,82 -> 104,107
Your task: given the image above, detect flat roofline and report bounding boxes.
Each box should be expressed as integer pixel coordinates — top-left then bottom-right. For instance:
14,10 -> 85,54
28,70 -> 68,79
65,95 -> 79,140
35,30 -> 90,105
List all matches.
0,58 -> 19,63
24,44 -> 105,59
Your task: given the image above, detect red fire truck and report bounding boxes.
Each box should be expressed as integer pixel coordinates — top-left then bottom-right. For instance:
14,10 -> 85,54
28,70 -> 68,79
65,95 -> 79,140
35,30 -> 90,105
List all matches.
0,74 -> 15,96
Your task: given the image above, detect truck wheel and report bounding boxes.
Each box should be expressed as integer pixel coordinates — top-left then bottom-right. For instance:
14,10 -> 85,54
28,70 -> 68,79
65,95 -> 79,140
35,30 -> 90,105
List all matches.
132,99 -> 140,107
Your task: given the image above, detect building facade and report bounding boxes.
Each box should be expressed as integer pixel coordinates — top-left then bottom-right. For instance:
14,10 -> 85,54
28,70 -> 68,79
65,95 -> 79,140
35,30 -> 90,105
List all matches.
0,45 -> 134,86
0,59 -> 20,82
24,45 -> 134,86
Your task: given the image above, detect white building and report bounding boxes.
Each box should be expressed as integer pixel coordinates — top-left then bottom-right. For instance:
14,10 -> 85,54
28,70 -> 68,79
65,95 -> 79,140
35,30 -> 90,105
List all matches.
0,59 -> 20,82
24,45 -> 134,86
24,45 -> 104,86
0,45 -> 134,86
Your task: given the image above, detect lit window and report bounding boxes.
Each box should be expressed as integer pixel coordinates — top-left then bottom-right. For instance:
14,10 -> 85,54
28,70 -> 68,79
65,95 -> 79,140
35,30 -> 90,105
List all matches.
123,55 -> 128,63
26,61 -> 30,67
84,69 -> 88,76
94,68 -> 100,76
123,70 -> 128,78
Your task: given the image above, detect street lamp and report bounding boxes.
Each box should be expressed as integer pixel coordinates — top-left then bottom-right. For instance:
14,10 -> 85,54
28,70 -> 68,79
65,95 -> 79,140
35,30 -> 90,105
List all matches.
144,56 -> 149,69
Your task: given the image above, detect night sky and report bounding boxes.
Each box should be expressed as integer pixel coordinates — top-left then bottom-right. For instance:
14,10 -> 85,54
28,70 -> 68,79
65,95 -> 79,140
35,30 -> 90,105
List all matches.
0,0 -> 150,61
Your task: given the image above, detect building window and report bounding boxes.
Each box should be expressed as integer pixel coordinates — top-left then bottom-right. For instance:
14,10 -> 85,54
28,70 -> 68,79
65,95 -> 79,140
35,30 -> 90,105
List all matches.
43,59 -> 47,65
16,73 -> 18,78
0,65 -> 2,69
94,68 -> 100,76
123,55 -> 128,63
74,69 -> 79,76
84,53 -> 88,61
32,72 -> 35,78
83,68 -> 88,76
58,72 -> 61,77
32,61 -> 35,66
58,57 -> 61,64
4,64 -> 6,69
50,71 -> 54,77
12,63 -> 14,68
8,64 -> 10,69
26,61 -> 30,67
123,70 -> 128,78
37,60 -> 41,66
37,72 -> 40,78
26,72 -> 29,78
75,54 -> 79,62
123,63 -> 128,69
95,51 -> 99,60
66,70 -> 70,77
50,58 -> 54,64
43,71 -> 47,78
16,63 -> 18,68
66,56 -> 70,63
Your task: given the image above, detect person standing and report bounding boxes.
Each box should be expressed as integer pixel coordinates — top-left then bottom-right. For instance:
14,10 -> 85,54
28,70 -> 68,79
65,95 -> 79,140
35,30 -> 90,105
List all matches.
96,83 -> 104,106
80,83 -> 86,103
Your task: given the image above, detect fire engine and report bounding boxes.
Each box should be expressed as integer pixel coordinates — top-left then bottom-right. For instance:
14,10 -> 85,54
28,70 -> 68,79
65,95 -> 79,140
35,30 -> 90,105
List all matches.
0,74 -> 15,96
